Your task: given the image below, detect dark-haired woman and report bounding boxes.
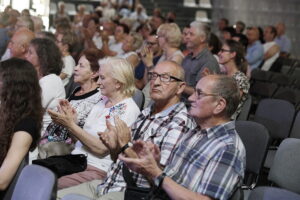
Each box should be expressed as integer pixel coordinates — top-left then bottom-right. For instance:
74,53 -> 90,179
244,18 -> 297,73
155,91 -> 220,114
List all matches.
0,58 -> 43,192
25,38 -> 66,133
218,39 -> 250,119
38,48 -> 104,158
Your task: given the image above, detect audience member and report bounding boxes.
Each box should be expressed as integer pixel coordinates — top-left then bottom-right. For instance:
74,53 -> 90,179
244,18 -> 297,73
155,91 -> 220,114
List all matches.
25,38 -> 65,133
0,13 -> 9,57
149,15 -> 164,32
7,27 -> 34,60
56,31 -> 77,86
182,21 -> 220,98
101,23 -> 129,56
0,58 -> 43,195
119,32 -> 143,68
38,49 -> 104,158
221,26 -> 236,41
235,21 -> 246,34
181,25 -> 191,56
246,27 -> 264,70
142,23 -> 184,108
58,61 -> 196,199
218,40 -> 250,119
261,26 -> 280,71
48,57 -> 140,189
135,31 -> 162,89
275,22 -> 291,57
120,75 -> 246,200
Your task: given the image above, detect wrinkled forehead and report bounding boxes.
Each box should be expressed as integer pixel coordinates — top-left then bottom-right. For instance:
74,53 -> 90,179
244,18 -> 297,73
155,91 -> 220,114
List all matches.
153,62 -> 178,77
196,76 -> 216,91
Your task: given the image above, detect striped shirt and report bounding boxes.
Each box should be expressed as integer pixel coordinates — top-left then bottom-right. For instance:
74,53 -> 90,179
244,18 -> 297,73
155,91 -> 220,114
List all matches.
98,102 -> 196,194
165,121 -> 246,200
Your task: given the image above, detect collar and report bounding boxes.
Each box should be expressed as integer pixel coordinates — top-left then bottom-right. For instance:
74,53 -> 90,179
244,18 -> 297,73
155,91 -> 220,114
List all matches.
142,102 -> 183,119
200,121 -> 235,139
188,47 -> 209,60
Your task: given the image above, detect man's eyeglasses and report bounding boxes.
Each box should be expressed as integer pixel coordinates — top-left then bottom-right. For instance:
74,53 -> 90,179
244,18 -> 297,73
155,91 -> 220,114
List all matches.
148,72 -> 183,82
195,89 -> 219,99
219,48 -> 232,53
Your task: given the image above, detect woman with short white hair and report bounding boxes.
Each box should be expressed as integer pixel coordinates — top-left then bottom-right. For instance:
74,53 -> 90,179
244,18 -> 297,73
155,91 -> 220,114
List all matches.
48,57 -> 140,189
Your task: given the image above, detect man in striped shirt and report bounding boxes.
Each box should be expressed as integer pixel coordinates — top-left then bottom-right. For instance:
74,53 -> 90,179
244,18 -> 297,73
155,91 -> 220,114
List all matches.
120,75 -> 246,200
58,61 -> 196,199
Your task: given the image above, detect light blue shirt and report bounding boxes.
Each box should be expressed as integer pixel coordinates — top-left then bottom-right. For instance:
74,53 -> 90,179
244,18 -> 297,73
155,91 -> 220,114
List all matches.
246,41 -> 264,70
275,35 -> 291,54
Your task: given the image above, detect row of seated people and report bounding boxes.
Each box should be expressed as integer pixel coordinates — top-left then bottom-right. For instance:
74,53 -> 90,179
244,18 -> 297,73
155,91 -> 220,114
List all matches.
1,3 -> 294,200
0,56 -> 245,200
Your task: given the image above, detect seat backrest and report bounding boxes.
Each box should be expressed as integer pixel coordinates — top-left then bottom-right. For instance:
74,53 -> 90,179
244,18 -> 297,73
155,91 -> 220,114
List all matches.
1,158 -> 28,200
237,95 -> 252,121
254,99 -> 295,139
273,87 -> 297,105
289,111 -> 300,139
11,164 -> 57,200
249,186 -> 300,200
235,121 -> 270,175
132,89 -> 145,110
268,138 -> 300,194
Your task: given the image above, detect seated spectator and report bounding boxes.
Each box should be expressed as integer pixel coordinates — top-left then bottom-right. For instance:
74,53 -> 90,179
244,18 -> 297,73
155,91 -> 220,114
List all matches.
261,26 -> 280,71
56,31 -> 77,86
135,31 -> 162,89
275,22 -> 291,57
130,3 -> 148,30
26,38 -> 66,133
221,26 -> 236,41
0,58 -> 43,194
101,23 -> 129,56
48,57 -> 140,189
57,61 -> 196,199
142,22 -> 184,108
156,23 -> 184,64
234,21 -> 246,34
119,32 -> 143,68
182,21 -> 220,98
6,27 -> 34,60
218,40 -> 250,119
246,27 -> 264,70
181,24 -> 191,56
38,49 -> 104,158
120,75 -> 246,200
149,15 -> 165,32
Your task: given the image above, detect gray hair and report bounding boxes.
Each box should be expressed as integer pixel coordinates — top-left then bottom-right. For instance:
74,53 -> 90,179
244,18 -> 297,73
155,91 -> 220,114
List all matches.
99,57 -> 136,97
210,75 -> 240,118
190,21 -> 211,42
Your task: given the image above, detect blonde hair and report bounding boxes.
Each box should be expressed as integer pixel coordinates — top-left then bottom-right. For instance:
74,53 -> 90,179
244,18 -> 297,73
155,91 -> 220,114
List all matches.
99,57 -> 136,97
157,23 -> 182,48
130,32 -> 143,51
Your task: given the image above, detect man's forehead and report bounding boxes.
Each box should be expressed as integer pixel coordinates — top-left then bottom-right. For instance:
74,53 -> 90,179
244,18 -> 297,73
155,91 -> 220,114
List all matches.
154,63 -> 176,75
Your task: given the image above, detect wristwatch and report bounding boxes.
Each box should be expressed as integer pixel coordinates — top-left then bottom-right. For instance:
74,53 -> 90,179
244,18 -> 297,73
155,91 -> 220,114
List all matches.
154,172 -> 167,188
119,142 -> 133,154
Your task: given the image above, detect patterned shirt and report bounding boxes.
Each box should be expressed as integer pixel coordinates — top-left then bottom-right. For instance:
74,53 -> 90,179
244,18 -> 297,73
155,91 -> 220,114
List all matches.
98,102 -> 196,194
231,71 -> 250,120
164,121 -> 245,200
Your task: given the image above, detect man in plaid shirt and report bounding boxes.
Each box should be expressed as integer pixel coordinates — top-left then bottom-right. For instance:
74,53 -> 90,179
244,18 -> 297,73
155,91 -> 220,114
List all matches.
120,75 -> 246,200
58,61 -> 196,199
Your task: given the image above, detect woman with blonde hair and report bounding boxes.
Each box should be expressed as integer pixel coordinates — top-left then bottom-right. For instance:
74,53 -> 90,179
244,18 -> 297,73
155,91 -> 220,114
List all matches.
48,57 -> 140,189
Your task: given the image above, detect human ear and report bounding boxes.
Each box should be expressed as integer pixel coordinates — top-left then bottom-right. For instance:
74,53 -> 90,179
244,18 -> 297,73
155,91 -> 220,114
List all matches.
213,97 -> 226,115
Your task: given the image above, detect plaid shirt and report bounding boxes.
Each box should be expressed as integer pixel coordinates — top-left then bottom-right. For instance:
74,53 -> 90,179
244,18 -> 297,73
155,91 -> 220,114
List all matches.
98,102 -> 196,194
164,121 -> 246,200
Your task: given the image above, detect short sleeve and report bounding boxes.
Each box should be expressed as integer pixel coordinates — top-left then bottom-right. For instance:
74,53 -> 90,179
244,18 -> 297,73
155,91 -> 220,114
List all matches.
14,118 -> 39,149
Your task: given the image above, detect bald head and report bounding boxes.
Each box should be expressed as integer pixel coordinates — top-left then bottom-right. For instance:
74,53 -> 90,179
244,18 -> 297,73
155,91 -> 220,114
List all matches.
9,28 -> 35,59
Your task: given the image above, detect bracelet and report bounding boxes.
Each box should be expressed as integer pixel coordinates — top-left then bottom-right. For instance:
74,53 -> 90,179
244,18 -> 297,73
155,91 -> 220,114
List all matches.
120,142 -> 132,154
